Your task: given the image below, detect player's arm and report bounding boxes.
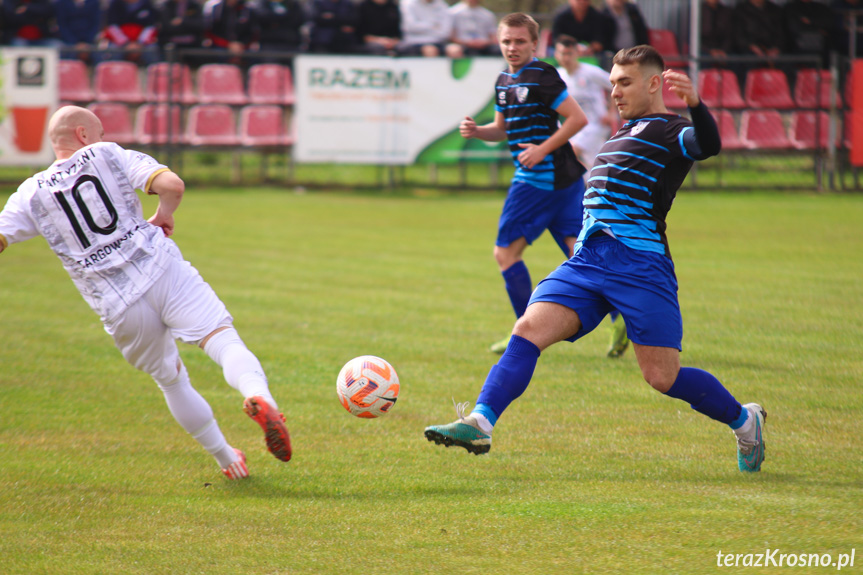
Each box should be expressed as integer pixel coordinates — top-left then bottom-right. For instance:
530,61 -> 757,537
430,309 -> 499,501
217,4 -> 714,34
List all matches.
460,112 -> 507,142
146,170 -> 185,237
517,96 -> 587,169
661,69 -> 721,159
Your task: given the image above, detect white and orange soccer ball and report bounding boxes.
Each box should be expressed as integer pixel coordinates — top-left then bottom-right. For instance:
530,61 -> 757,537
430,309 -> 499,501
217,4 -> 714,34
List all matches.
336,356 -> 400,418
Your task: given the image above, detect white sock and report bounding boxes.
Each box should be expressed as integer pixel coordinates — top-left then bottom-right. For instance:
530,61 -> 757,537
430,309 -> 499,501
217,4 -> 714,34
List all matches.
157,364 -> 235,468
471,412 -> 494,434
733,408 -> 754,440
203,328 -> 278,410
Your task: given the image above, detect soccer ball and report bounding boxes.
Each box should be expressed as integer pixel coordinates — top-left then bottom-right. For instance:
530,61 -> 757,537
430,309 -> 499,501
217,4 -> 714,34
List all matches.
336,356 -> 400,418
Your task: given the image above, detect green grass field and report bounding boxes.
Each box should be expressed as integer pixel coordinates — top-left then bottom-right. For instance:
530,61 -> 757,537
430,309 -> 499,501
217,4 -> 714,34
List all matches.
1,188 -> 861,574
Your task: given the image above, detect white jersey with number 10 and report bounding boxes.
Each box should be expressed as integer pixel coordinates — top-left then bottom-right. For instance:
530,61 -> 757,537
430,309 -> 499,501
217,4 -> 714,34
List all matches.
0,142 -> 178,322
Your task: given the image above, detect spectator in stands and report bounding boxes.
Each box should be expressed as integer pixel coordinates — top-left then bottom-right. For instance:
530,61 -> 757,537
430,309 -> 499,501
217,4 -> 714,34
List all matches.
551,0 -> 608,57
308,0 -> 358,54
159,0 -> 206,60
784,0 -> 833,66
55,0 -> 102,62
102,0 -> 161,65
356,0 -> 401,56
399,0 -> 459,57
203,0 -> 260,63
833,0 -> 863,57
733,0 -> 786,64
449,0 -> 498,56
257,0 -> 306,55
2,0 -> 61,48
600,0 -> 648,53
700,0 -> 734,63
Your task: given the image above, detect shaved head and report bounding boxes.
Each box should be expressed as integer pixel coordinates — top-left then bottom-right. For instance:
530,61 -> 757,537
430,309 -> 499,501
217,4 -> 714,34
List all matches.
48,105 -> 104,159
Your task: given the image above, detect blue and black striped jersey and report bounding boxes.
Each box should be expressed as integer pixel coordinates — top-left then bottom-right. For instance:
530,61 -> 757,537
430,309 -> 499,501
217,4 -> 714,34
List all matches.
578,113 -> 700,258
495,58 -> 585,191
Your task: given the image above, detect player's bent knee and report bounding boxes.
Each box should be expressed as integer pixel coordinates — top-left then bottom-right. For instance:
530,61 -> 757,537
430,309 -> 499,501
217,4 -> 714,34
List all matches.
641,369 -> 676,393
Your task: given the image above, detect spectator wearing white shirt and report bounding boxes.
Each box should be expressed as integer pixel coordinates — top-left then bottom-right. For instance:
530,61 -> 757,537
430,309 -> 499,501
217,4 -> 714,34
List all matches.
449,0 -> 498,56
398,0 -> 460,57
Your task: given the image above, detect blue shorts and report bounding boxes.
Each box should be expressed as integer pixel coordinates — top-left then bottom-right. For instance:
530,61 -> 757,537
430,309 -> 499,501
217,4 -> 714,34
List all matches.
497,179 -> 584,257
529,234 -> 683,349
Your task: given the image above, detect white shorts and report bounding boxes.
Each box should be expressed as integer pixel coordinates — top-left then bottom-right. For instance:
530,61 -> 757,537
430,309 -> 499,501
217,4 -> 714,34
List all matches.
103,255 -> 232,384
570,123 -> 611,170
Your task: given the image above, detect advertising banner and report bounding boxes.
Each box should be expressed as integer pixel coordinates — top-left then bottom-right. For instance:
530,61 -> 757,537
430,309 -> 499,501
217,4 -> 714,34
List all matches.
0,48 -> 58,166
294,55 -> 509,164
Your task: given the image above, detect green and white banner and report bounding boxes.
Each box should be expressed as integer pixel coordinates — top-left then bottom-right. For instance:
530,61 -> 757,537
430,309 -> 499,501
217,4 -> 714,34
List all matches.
294,55 -> 509,165
0,47 -> 58,166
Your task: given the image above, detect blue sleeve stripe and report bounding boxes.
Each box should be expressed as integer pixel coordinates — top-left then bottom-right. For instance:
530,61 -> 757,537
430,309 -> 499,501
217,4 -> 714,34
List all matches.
679,126 -> 696,160
596,150 -> 665,169
551,89 -> 568,110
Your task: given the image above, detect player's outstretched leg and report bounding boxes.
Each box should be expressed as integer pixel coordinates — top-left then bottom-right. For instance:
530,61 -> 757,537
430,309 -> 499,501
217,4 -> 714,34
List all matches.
426,334 -> 541,454
734,403 -> 766,472
222,448 -> 249,480
664,367 -> 766,472
607,312 -> 629,358
202,327 -> 292,462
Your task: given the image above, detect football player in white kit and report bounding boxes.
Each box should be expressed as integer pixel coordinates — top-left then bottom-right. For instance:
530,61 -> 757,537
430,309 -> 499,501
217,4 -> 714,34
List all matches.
0,106 -> 290,480
554,34 -> 617,173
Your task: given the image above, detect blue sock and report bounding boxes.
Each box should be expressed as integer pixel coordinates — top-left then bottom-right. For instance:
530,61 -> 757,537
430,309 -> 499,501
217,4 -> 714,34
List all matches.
475,334 -> 541,423
502,261 -> 532,318
664,367 -> 743,425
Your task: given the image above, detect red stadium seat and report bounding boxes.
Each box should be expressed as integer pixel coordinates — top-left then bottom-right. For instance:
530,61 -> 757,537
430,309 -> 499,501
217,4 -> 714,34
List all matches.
713,110 -> 745,150
196,63 -> 248,105
649,28 -> 685,67
134,104 -> 185,145
744,68 -> 795,109
698,69 -> 746,109
88,103 -> 135,145
186,104 -> 239,146
662,69 -> 688,109
790,111 -> 837,150
740,110 -> 792,149
94,61 -> 144,103
239,105 -> 293,146
794,69 -> 841,109
248,64 -> 295,105
145,63 -> 196,104
59,59 -> 94,103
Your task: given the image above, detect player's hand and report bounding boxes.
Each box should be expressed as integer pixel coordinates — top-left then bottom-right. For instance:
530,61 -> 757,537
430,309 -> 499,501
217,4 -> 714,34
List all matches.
516,143 -> 545,169
459,116 -> 478,139
662,69 -> 700,108
148,214 -> 175,237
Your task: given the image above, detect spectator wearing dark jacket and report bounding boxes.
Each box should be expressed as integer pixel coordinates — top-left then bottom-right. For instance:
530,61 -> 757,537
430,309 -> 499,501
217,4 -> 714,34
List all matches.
733,0 -> 786,61
55,0 -> 102,61
203,0 -> 260,62
3,0 -> 60,47
551,0 -> 608,56
102,0 -> 161,64
257,0 -> 306,54
308,0 -> 358,54
701,0 -> 734,61
159,0 -> 205,57
600,0 -> 648,53
356,0 -> 401,55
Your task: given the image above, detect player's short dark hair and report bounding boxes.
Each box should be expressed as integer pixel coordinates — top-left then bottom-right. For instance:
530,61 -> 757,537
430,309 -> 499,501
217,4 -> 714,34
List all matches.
499,13 -> 540,43
612,45 -> 665,74
555,34 -> 578,47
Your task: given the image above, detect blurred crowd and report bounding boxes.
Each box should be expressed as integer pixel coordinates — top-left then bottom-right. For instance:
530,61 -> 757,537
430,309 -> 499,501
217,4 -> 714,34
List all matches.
0,0 -> 860,67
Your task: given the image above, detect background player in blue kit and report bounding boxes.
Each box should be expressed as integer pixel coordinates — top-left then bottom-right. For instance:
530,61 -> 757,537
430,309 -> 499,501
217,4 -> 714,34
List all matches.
458,12 -> 588,354
427,45 -> 767,473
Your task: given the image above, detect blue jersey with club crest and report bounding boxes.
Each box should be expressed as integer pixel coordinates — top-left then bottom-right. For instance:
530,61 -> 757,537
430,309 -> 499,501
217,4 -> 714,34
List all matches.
577,111 -> 715,258
495,58 -> 585,191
